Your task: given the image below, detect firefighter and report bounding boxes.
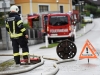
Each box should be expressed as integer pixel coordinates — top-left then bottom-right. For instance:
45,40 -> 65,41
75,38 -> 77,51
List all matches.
6,5 -> 29,65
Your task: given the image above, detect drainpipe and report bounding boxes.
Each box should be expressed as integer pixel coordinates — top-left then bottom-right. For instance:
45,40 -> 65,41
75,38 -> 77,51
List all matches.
69,0 -> 70,11
56,0 -> 59,11
30,0 -> 33,14
69,0 -> 72,11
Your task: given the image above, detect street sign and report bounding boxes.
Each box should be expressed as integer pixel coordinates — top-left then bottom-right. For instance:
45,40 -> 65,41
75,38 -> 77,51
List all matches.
0,1 -> 10,8
2,2 -> 6,8
79,39 -> 97,59
0,1 -> 10,12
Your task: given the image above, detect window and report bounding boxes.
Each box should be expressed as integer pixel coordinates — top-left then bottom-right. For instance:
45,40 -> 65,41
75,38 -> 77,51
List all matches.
49,16 -> 68,26
39,5 -> 48,13
18,6 -> 21,14
60,6 -> 63,13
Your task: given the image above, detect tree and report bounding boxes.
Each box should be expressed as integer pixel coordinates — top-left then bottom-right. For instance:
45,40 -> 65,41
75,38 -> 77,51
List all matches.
83,4 -> 97,17
96,9 -> 100,17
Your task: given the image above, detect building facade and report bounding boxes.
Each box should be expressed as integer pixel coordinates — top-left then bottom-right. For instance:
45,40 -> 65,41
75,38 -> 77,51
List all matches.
0,0 -> 73,50
14,0 -> 72,15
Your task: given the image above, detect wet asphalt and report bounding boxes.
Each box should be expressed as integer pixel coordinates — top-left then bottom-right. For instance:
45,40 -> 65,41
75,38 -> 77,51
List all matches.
0,18 -> 99,75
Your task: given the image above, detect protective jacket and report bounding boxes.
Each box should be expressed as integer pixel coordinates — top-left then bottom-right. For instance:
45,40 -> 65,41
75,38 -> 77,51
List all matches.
6,12 -> 27,38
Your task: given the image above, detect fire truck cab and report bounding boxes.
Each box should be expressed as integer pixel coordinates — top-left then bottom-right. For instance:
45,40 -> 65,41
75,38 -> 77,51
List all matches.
42,13 -> 76,44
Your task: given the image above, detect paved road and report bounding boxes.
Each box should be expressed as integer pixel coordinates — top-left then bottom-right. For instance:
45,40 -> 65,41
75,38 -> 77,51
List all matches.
0,18 -> 100,75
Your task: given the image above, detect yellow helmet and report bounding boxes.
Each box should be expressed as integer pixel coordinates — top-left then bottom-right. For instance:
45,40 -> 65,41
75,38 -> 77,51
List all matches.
10,5 -> 19,12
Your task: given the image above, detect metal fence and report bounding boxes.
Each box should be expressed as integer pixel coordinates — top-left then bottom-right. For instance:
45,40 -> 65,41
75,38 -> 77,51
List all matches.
0,27 -> 43,50
0,28 -> 2,40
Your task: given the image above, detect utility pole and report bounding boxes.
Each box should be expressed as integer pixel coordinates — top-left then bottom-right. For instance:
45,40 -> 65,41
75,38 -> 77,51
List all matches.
30,0 -> 33,14
2,0 -> 9,50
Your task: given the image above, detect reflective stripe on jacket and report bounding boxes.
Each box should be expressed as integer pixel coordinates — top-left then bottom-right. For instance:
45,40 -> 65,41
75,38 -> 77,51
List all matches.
6,12 -> 27,38
6,20 -> 23,38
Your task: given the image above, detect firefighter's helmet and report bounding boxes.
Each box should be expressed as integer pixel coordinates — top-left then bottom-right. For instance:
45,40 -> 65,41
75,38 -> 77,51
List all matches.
10,5 -> 19,12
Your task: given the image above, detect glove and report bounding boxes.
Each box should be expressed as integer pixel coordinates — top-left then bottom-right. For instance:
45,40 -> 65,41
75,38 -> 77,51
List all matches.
25,35 -> 29,39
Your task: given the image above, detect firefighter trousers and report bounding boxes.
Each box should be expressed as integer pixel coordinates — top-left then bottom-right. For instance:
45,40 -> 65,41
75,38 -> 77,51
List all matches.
11,36 -> 29,64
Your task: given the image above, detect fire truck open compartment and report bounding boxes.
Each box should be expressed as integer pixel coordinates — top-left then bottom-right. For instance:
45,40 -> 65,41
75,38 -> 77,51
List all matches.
27,14 -> 40,28
27,14 -> 43,40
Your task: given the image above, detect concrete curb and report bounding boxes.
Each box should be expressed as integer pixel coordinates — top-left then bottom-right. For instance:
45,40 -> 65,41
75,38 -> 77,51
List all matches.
76,22 -> 95,39
0,56 -> 44,75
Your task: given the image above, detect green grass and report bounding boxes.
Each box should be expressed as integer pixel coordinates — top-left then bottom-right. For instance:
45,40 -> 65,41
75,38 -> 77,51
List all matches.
0,59 -> 15,71
40,42 -> 59,49
81,23 -> 86,28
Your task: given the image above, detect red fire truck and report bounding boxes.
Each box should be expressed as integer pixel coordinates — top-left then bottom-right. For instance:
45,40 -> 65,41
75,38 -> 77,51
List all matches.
42,12 -> 76,43
28,12 -> 76,44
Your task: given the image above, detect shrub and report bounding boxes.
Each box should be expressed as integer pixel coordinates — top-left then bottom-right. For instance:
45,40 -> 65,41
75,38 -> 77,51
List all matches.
23,23 -> 30,29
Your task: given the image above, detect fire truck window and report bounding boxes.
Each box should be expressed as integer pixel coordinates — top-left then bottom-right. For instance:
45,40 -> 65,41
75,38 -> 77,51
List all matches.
44,16 -> 48,25
44,16 -> 48,21
49,16 -> 68,26
18,6 -> 21,14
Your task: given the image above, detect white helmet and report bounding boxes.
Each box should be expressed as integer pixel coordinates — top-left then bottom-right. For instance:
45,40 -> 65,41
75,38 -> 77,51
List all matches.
10,5 -> 19,12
